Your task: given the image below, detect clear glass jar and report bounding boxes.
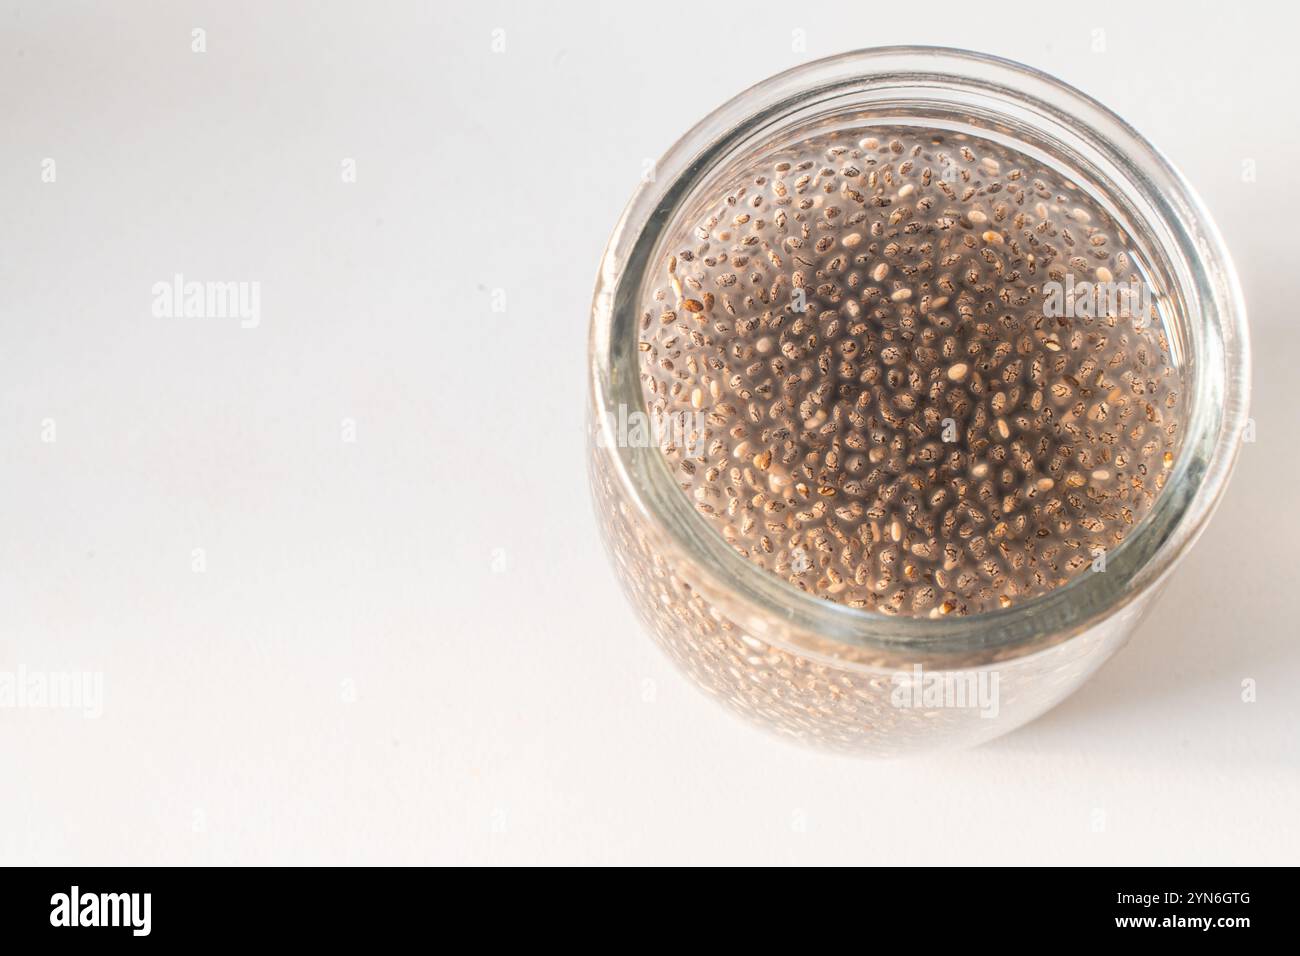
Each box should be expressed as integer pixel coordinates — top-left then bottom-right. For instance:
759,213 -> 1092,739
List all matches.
587,47 -> 1250,755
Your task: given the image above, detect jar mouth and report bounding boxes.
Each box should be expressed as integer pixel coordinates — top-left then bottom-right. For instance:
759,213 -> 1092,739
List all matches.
590,47 -> 1250,658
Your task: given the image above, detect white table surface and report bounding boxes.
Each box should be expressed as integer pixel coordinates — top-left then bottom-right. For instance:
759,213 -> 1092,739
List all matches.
1,0 -> 1295,865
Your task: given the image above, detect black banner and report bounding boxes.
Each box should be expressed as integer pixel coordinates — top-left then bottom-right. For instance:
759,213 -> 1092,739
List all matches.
0,867 -> 1281,942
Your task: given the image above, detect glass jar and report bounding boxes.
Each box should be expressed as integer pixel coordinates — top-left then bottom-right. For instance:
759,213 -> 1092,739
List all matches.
587,47 -> 1250,755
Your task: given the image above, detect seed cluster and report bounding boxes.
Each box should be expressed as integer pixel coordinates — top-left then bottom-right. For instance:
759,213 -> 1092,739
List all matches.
638,127 -> 1181,616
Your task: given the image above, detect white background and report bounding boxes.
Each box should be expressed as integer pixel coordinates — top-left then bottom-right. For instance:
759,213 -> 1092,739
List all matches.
1,1 -> 1296,865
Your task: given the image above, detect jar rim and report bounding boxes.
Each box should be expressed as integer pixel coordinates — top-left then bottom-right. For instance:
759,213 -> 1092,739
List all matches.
589,46 -> 1250,658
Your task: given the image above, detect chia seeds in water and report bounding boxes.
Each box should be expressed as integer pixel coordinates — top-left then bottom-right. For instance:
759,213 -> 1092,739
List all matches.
638,127 -> 1181,617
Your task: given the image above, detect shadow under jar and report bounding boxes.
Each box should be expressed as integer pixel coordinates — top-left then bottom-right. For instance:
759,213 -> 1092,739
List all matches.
587,48 -> 1249,755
